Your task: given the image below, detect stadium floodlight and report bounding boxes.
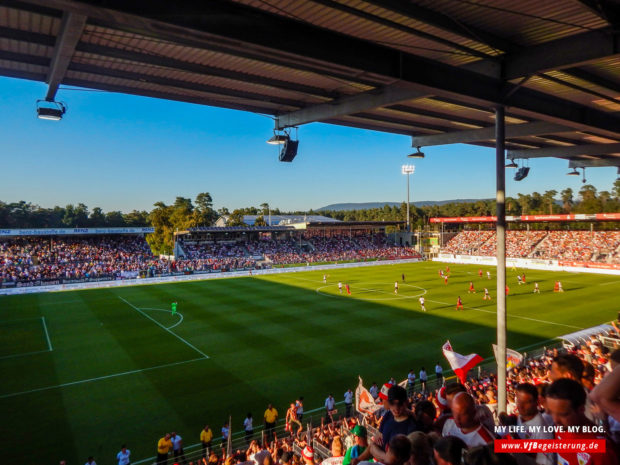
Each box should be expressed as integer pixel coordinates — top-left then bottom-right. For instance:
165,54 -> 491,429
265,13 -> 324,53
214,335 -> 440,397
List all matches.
267,134 -> 288,145
566,168 -> 580,176
402,165 -> 415,232
36,100 -> 66,121
505,159 -> 518,168
407,147 -> 425,159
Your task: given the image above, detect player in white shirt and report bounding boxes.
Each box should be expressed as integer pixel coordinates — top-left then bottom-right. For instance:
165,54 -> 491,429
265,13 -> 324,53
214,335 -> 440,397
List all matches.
483,288 -> 491,300
323,274 -> 327,283
394,281 -> 399,294
419,296 -> 426,312
486,271 -> 491,279
338,281 -> 342,294
517,274 -> 523,285
533,282 -> 540,293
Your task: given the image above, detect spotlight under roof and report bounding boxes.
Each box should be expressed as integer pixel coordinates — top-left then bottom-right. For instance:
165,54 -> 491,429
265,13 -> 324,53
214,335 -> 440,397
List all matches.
566,168 -> 580,176
407,147 -> 425,159
36,100 -> 66,121
267,134 -> 288,145
505,160 -> 518,168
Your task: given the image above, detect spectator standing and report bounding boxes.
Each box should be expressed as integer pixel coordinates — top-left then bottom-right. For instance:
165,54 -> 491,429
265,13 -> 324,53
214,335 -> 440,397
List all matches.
296,397 -> 304,422
435,363 -> 443,385
325,394 -> 336,422
244,413 -> 254,445
369,383 -> 379,400
513,383 -> 554,465
286,403 -> 302,437
200,425 -> 213,459
264,404 -> 278,436
170,432 -> 187,465
85,456 -> 96,465
344,389 -> 353,418
342,425 -> 368,465
221,421 -> 229,446
407,369 -> 416,397
116,445 -> 130,465
419,367 -> 428,393
157,433 -> 172,465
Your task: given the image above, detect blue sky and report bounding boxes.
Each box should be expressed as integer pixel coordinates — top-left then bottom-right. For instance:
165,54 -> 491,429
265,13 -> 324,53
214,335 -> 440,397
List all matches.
1,77 -> 617,213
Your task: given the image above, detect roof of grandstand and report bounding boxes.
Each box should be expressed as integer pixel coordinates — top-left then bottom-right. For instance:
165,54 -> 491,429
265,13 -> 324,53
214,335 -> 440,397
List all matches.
559,324 -> 616,346
3,1 -> 620,169
216,215 -> 341,227
184,225 -> 293,233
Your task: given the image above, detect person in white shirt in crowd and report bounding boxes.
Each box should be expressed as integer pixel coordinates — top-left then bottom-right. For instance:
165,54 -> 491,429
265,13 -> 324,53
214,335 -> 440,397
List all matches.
407,369 -> 416,397
435,363 -> 443,385
325,393 -> 336,422
116,444 -> 130,465
344,389 -> 354,417
513,383 -> 554,465
419,367 -> 428,393
170,432 -> 187,465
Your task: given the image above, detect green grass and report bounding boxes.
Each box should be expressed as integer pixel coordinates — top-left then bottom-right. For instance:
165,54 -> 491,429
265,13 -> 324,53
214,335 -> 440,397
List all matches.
1,261 -> 618,464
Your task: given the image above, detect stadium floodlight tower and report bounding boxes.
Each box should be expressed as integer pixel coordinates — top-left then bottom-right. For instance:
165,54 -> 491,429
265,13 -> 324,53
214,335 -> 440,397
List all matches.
401,164 -> 415,232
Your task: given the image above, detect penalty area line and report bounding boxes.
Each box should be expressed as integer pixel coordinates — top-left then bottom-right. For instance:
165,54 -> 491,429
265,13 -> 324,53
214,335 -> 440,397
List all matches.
0,357 -> 206,400
118,296 -> 209,359
425,299 -> 583,330
41,316 -> 53,351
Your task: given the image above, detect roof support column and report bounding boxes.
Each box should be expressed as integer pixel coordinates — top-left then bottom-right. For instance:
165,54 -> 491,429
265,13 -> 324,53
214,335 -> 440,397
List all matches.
495,105 -> 507,414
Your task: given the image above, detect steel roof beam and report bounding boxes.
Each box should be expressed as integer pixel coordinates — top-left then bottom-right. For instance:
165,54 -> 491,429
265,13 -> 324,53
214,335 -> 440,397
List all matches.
410,122 -> 572,147
569,158 -> 620,168
15,0 -> 620,136
45,11 -> 86,101
508,143 -> 620,159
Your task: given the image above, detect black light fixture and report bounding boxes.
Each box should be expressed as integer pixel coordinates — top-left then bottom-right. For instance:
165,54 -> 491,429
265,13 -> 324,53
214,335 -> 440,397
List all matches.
36,100 -> 66,121
407,146 -> 425,159
566,168 -> 579,176
505,159 -> 518,168
514,166 -> 530,181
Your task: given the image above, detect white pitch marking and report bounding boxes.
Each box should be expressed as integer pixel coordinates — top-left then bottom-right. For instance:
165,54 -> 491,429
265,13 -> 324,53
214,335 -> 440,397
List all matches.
315,283 -> 426,301
425,299 -> 583,329
41,316 -> 53,351
0,357 -> 205,400
118,296 -> 209,359
0,349 -> 50,361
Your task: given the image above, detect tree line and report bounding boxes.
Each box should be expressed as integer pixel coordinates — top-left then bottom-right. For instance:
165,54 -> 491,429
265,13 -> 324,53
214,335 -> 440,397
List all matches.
2,180 -> 619,253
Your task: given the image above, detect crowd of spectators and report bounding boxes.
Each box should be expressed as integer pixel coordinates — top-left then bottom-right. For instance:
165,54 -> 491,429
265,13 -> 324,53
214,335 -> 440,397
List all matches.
443,230 -> 620,264
1,234 -> 420,286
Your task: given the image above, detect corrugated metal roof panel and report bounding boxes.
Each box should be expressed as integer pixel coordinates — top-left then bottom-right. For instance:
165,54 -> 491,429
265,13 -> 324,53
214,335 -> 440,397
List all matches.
0,6 -> 59,36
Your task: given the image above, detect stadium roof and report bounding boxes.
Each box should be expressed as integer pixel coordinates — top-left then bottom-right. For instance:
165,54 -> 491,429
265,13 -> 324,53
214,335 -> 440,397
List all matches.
217,214 -> 341,226
2,1 -> 620,168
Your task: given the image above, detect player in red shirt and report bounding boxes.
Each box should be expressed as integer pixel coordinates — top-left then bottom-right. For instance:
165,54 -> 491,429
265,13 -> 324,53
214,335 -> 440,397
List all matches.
478,269 -> 483,277
468,281 -> 475,294
547,379 -> 618,465
456,296 -> 463,311
444,276 -> 448,285
345,284 -> 351,295
446,266 -> 450,274
505,285 -> 510,295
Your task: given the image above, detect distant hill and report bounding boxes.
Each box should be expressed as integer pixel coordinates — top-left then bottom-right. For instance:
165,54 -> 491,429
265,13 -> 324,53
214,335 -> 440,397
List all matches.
317,199 -> 491,211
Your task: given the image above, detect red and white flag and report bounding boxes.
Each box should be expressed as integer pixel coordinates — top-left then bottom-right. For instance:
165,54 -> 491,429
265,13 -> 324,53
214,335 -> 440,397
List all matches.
355,376 -> 380,417
442,341 -> 483,384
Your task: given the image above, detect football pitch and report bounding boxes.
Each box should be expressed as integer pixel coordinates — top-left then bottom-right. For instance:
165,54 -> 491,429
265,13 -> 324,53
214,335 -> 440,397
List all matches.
1,261 -> 618,464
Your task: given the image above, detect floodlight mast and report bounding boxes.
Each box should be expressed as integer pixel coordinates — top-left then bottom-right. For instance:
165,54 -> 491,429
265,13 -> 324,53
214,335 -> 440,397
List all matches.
401,164 -> 415,232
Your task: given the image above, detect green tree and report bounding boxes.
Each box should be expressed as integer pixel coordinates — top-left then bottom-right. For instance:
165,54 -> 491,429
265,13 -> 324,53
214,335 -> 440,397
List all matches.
194,192 -> 217,226
89,207 -> 106,226
560,188 -> 573,213
105,211 -> 126,227
227,209 -> 246,226
542,190 -> 558,215
254,215 -> 267,226
147,202 -> 174,254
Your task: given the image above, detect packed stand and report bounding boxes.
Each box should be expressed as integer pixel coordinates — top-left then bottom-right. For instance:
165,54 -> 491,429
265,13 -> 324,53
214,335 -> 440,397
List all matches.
443,230 -> 620,264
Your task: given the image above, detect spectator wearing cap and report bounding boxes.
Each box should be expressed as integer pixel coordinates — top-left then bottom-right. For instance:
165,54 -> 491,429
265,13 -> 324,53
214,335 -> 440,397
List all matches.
441,392 -> 494,448
302,446 -> 314,465
343,425 -> 368,465
374,382 -> 393,423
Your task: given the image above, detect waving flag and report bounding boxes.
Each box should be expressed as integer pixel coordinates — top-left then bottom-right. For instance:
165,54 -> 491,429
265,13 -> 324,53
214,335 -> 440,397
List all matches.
442,341 -> 483,384
355,376 -> 380,417
492,344 -> 523,369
